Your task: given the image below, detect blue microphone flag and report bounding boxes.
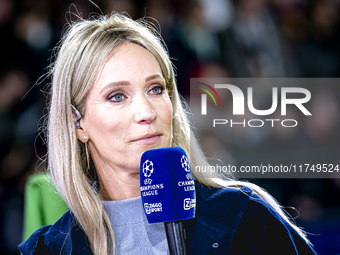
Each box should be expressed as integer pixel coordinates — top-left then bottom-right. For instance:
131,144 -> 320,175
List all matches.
140,147 -> 196,223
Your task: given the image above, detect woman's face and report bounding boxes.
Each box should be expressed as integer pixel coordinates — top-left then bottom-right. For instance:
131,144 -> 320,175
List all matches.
77,42 -> 173,174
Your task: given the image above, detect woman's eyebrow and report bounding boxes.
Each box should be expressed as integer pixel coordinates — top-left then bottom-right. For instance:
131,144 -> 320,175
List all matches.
145,74 -> 164,82
101,81 -> 130,94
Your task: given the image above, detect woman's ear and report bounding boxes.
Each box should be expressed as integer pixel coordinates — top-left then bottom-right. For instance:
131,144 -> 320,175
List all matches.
76,119 -> 89,142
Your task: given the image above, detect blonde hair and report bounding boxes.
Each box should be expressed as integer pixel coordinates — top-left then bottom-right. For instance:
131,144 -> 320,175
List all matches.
47,12 -> 310,255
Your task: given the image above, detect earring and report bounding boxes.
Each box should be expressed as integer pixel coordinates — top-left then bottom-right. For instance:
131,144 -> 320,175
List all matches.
82,136 -> 90,169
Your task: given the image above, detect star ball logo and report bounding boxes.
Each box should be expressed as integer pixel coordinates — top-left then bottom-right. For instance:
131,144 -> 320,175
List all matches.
142,160 -> 154,178
181,155 -> 191,172
197,82 -> 312,128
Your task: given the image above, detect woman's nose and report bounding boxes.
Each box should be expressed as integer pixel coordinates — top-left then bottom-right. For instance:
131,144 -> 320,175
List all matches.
134,95 -> 157,124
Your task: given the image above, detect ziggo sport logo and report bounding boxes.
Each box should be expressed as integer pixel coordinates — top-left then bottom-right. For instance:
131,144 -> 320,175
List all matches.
197,82 -> 312,128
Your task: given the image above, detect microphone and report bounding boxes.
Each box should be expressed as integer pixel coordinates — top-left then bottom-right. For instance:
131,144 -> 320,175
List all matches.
140,147 -> 196,255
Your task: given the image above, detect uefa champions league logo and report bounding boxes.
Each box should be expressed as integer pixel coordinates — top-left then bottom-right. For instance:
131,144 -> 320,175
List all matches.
143,160 -> 154,177
181,155 -> 190,172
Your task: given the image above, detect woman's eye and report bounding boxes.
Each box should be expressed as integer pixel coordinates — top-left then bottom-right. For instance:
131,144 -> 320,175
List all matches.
150,86 -> 165,95
108,93 -> 125,102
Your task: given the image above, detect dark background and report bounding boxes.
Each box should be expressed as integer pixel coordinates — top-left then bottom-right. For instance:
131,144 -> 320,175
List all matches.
0,0 -> 339,254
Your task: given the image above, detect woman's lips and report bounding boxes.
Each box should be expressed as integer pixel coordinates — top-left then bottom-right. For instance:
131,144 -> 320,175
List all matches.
131,133 -> 162,144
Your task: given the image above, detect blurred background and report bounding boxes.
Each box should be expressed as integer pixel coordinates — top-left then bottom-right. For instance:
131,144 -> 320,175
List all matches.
0,0 -> 339,254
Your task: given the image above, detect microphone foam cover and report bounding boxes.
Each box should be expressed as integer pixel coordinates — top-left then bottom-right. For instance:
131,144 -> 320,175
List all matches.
140,147 -> 196,223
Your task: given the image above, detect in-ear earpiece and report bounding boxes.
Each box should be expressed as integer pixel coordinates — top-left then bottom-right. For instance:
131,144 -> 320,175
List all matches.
71,105 -> 82,129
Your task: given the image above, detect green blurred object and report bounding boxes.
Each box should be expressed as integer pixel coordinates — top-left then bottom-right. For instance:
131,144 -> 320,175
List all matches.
22,172 -> 68,241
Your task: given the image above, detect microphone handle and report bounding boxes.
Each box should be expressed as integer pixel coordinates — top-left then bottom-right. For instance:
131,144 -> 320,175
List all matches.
164,221 -> 187,255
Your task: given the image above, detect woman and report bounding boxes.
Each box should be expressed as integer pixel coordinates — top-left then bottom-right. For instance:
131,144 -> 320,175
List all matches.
19,12 -> 317,254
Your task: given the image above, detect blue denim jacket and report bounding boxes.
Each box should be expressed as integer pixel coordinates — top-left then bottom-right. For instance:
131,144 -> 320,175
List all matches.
19,183 -> 317,254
